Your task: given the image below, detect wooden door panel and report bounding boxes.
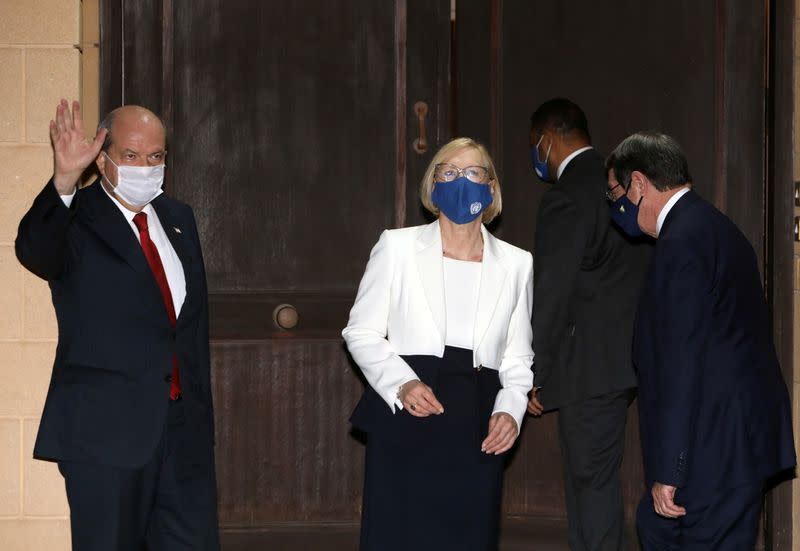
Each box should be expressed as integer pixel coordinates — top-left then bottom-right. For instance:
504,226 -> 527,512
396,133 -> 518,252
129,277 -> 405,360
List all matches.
169,0 -> 398,292
502,414 -> 565,518
211,340 -> 364,524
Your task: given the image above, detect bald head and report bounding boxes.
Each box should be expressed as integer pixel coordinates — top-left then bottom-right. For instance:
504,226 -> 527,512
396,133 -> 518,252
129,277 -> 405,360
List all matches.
94,105 -> 168,211
98,105 -> 166,153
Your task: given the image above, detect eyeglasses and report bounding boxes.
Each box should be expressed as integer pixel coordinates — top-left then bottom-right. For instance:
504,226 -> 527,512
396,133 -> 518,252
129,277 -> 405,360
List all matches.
605,183 -> 626,202
434,163 -> 492,184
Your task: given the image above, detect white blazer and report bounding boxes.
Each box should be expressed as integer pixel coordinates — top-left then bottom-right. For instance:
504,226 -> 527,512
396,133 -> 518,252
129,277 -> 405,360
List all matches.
342,220 -> 534,431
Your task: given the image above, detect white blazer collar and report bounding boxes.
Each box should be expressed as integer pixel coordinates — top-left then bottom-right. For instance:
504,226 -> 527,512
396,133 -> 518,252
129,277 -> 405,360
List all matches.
415,220 -> 508,353
416,220 -> 446,339
474,224 -> 507,351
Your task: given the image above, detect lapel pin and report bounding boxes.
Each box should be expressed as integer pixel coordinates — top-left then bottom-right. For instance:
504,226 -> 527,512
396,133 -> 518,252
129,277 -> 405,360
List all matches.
173,227 -> 182,234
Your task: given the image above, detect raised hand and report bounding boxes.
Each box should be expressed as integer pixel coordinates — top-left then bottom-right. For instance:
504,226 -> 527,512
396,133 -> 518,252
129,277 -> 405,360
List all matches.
50,99 -> 108,195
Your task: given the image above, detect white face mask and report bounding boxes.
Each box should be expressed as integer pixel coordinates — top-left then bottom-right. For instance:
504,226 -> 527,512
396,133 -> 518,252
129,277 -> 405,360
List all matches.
103,153 -> 165,207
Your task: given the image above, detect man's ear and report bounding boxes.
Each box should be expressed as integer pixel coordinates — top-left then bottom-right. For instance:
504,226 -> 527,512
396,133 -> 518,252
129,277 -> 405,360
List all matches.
96,152 -> 106,176
631,170 -> 647,194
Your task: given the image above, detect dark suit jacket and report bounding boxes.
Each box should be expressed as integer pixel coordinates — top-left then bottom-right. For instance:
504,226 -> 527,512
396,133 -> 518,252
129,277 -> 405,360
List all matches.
634,190 -> 795,492
16,179 -> 214,469
533,149 -> 651,409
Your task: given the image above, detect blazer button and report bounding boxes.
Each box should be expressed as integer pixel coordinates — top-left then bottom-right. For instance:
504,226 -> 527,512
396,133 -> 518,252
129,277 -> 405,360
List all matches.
475,365 -> 483,372
164,374 -> 172,382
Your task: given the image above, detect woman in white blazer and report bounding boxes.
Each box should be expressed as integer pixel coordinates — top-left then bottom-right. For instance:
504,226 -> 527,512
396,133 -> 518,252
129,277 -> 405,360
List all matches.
343,137 -> 534,551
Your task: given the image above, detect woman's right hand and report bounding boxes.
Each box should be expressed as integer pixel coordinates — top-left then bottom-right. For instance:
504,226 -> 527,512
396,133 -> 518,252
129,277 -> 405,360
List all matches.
398,380 -> 444,417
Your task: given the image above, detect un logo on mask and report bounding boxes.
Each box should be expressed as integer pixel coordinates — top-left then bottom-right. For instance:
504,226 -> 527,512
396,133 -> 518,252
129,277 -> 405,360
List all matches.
470,202 -> 482,215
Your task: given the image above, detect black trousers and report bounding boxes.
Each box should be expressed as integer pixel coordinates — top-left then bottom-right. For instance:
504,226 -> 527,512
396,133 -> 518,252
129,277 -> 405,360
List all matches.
558,389 -> 634,551
58,399 -> 220,551
637,481 -> 762,550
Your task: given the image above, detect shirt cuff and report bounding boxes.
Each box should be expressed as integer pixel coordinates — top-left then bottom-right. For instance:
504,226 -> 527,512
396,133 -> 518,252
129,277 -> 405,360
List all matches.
492,387 -> 528,436
60,190 -> 77,208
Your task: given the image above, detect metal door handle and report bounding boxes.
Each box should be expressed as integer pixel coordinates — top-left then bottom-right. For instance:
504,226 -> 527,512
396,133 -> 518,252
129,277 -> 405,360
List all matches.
412,101 -> 429,154
273,304 -> 298,330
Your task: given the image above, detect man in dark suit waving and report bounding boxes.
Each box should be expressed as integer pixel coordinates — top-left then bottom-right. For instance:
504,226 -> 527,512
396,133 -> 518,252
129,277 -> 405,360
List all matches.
606,131 -> 795,549
16,99 -> 219,550
528,98 -> 650,550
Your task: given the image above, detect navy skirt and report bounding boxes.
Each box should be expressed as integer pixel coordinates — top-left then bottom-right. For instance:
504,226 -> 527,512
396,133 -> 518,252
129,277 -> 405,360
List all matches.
350,347 -> 506,551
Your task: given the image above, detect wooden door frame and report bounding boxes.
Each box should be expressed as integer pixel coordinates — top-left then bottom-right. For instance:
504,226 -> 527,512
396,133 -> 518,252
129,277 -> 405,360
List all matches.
766,0 -> 795,548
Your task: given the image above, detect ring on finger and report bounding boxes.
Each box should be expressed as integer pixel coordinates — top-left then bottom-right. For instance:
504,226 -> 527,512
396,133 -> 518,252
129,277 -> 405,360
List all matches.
410,403 -> 416,411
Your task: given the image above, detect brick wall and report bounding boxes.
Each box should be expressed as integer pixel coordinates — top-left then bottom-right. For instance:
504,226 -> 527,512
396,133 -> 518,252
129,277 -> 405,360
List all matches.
0,1 -> 97,548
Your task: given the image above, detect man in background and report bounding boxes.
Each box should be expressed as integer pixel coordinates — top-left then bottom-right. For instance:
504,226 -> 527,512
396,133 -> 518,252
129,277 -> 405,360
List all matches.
528,98 -> 650,550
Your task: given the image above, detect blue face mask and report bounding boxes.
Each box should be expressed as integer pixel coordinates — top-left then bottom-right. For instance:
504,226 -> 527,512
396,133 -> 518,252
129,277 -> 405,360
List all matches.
531,135 -> 553,182
609,193 -> 643,237
431,176 -> 493,225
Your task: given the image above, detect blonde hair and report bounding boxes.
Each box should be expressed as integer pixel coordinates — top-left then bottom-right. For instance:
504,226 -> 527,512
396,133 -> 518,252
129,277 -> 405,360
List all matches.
419,137 -> 502,223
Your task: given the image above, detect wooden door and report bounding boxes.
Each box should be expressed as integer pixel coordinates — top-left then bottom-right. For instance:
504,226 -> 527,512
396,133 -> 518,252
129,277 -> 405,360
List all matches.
99,0 -> 795,548
455,0 -> 793,547
100,0 -> 451,542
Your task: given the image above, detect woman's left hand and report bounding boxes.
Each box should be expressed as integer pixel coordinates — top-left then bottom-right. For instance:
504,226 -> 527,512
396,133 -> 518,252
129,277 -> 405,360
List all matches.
481,412 -> 518,455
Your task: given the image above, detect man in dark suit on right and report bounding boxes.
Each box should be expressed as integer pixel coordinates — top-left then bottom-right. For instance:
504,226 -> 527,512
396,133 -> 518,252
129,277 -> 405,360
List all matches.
528,98 -> 650,550
606,131 -> 795,549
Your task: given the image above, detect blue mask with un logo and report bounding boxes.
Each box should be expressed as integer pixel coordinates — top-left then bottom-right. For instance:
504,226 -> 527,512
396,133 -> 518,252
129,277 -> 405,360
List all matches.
431,176 -> 493,225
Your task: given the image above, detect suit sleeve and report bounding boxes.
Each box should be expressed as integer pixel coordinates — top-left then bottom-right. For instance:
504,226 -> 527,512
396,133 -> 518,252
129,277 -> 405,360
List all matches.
647,238 -> 710,488
186,207 -> 214,426
15,179 -> 77,280
532,188 -> 585,391
492,250 -> 535,433
342,230 -> 420,412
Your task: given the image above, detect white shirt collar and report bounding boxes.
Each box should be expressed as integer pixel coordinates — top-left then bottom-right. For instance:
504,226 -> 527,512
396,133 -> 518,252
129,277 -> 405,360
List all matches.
557,146 -> 593,180
656,187 -> 691,237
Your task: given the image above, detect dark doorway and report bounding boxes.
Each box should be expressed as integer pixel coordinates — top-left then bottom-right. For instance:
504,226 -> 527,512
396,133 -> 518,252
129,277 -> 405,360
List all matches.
454,0 -> 794,548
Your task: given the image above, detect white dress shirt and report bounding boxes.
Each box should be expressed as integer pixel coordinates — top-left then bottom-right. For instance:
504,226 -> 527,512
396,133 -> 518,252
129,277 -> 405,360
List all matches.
656,187 -> 691,237
442,257 -> 482,350
60,185 -> 186,316
557,146 -> 593,180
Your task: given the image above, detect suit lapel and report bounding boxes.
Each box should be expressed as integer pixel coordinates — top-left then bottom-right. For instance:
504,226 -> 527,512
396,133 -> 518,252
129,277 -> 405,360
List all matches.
415,220 -> 508,352
473,225 -> 507,350
80,181 -> 152,277
150,196 -> 194,325
416,220 -> 446,340
151,196 -> 192,275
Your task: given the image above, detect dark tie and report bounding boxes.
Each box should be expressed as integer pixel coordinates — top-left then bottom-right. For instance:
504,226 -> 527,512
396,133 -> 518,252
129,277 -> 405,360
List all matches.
132,212 -> 181,400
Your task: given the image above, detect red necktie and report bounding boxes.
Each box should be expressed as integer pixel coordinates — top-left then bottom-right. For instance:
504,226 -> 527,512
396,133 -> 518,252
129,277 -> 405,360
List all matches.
133,212 -> 181,400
